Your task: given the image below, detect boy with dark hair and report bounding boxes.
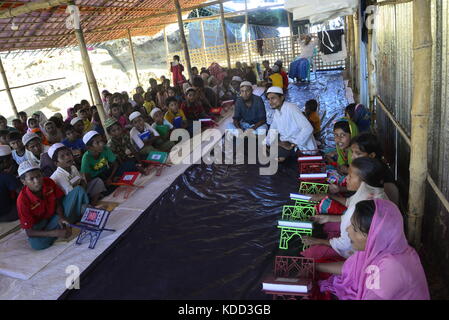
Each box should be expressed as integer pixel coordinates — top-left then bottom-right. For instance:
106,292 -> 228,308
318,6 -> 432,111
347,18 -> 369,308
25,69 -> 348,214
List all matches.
8,131 -> 28,165
17,160 -> 74,250
12,119 -> 26,134
0,129 -> 9,145
164,97 -> 188,130
305,99 -> 321,137
0,145 -> 21,222
22,132 -> 56,177
0,115 -> 17,133
49,143 -> 104,207
62,124 -> 85,162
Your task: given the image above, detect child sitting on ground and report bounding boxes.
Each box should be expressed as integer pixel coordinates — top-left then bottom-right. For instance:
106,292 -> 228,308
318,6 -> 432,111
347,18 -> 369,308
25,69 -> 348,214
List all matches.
70,117 -> 86,137
129,111 -> 173,156
305,99 -> 321,138
8,131 -> 28,165
0,130 -> 9,145
77,108 -> 94,134
80,131 -> 125,188
22,132 -> 56,177
180,88 -> 208,122
164,97 -> 188,130
143,91 -> 157,115
0,145 -> 21,223
44,120 -> 64,145
49,143 -> 105,207
17,160 -> 76,250
12,119 -> 26,134
62,124 -> 86,163
105,118 -> 149,175
345,103 -> 371,133
150,108 -> 177,147
109,103 -> 129,129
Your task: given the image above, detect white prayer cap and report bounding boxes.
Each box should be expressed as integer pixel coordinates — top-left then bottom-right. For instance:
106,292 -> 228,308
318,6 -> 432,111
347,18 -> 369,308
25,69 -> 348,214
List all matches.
266,86 -> 284,95
231,76 -> 242,82
150,108 -> 162,119
129,111 -> 142,122
83,130 -> 99,145
240,81 -> 253,88
70,117 -> 83,126
0,145 -> 12,156
18,160 -> 40,177
22,132 -> 40,146
48,143 -> 65,160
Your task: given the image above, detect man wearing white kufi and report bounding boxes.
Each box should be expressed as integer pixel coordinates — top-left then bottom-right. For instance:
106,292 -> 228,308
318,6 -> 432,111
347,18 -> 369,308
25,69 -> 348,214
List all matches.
265,86 -> 317,162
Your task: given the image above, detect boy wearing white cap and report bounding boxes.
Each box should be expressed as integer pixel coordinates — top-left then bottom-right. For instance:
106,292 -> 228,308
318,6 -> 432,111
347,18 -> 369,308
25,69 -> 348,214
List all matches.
80,131 -> 122,187
22,132 -> 56,177
49,143 -> 105,206
0,145 -> 21,222
265,86 -> 317,162
16,160 -> 73,250
70,117 -> 86,136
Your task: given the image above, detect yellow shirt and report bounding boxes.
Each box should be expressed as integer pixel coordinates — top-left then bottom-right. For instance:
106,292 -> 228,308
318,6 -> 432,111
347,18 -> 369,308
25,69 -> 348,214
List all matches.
164,109 -> 187,125
82,119 -> 93,134
143,101 -> 156,115
269,73 -> 283,88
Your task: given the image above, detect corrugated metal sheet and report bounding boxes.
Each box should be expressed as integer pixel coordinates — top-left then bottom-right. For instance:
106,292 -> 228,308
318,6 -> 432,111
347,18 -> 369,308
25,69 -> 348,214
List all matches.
375,0 -> 449,290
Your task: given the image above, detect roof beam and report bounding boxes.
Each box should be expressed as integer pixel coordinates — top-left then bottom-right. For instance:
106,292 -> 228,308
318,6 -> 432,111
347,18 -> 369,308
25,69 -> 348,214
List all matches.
0,0 -> 69,19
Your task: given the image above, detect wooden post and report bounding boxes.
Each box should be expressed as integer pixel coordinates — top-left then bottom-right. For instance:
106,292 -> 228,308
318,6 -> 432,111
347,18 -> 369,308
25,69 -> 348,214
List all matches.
200,20 -> 208,67
0,56 -> 19,119
352,14 -> 360,96
127,29 -> 140,86
0,0 -> 68,19
174,0 -> 193,81
347,16 -> 355,88
408,0 -> 432,247
244,0 -> 252,64
219,2 -> 232,69
367,28 -> 376,127
83,65 -> 95,106
287,11 -> 296,61
163,26 -> 171,72
74,27 -> 109,138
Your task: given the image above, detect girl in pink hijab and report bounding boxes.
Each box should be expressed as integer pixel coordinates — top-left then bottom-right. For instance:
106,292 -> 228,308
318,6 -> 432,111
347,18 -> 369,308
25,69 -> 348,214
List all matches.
318,199 -> 430,300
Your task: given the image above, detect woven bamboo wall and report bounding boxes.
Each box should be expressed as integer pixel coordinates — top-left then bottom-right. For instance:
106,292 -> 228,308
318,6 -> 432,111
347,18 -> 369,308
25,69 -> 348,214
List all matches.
167,35 -> 346,72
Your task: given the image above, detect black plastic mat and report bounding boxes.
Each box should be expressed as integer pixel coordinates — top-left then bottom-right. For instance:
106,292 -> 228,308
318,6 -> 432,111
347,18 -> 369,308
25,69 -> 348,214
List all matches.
62,159 -> 301,300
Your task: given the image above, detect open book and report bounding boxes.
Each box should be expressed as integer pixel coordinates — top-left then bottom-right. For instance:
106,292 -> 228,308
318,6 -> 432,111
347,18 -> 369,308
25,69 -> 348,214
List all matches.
262,276 -> 312,293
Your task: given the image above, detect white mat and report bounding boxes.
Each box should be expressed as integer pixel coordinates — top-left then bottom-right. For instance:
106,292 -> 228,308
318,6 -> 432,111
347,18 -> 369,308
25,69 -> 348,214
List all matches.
0,220 -> 20,239
0,110 -> 234,299
0,229 -> 75,280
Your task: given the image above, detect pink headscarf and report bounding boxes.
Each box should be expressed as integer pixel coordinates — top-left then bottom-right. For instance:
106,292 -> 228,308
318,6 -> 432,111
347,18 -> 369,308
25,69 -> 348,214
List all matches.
319,199 -> 430,300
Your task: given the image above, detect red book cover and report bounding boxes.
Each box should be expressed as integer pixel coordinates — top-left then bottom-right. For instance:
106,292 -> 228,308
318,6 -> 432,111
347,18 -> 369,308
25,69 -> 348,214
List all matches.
112,172 -> 140,186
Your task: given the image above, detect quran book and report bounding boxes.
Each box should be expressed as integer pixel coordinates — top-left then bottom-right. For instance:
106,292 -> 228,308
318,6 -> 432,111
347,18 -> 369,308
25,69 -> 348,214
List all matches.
80,207 -> 110,229
298,156 -> 324,162
173,116 -> 183,129
300,173 -> 327,179
146,151 -> 168,164
290,193 -> 312,201
138,130 -> 151,141
278,220 -> 313,229
262,276 -> 312,293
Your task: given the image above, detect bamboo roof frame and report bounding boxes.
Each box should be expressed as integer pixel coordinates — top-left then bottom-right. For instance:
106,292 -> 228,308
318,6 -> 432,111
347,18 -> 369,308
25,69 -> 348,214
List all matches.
0,0 -> 234,53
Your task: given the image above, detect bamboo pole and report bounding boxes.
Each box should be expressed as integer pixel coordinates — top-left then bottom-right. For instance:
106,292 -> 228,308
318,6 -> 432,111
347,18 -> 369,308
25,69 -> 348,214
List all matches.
83,66 -> 95,106
244,0 -> 252,64
127,29 -> 140,86
352,13 -> 360,96
164,26 -> 171,73
174,0 -> 193,81
347,16 -> 355,89
0,0 -> 68,18
0,76 -> 65,92
74,27 -> 109,138
408,0 -> 432,247
219,2 -> 231,69
200,20 -> 208,67
287,11 -> 296,60
0,56 -> 19,119
367,28 -> 376,128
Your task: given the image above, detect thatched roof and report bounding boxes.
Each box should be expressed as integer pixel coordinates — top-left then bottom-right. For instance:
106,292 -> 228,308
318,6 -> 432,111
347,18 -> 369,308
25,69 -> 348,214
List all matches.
0,0 -> 219,52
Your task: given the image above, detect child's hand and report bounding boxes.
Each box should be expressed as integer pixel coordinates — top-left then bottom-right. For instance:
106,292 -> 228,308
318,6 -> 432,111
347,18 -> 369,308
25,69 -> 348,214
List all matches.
311,215 -> 330,224
57,227 -> 72,239
328,184 -> 340,194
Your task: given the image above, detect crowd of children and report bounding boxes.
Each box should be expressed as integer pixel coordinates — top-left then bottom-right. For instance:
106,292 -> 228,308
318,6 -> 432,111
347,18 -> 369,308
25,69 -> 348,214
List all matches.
0,56 -> 430,300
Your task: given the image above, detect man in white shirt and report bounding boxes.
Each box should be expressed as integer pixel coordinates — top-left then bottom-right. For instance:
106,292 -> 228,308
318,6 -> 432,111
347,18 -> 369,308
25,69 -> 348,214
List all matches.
265,86 -> 317,162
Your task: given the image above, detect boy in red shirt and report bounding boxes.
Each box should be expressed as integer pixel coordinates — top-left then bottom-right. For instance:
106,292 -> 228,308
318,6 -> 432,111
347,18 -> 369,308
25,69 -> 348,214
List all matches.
17,160 -> 75,250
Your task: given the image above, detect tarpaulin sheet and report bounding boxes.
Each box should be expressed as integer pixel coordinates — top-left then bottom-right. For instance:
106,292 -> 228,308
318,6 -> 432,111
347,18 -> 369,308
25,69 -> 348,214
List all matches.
62,160 -> 301,300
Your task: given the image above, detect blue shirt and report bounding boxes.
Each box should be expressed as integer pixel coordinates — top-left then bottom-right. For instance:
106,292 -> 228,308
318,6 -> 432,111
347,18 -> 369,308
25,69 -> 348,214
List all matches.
233,94 -> 267,125
62,138 -> 86,150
